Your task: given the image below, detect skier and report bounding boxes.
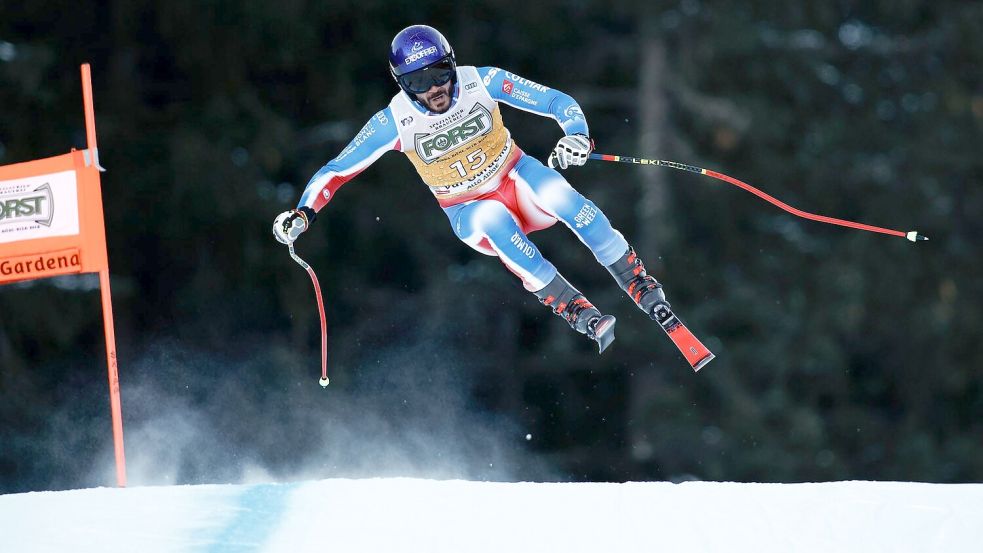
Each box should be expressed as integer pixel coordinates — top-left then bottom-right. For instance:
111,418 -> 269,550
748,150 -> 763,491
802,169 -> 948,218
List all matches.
273,24 -> 668,353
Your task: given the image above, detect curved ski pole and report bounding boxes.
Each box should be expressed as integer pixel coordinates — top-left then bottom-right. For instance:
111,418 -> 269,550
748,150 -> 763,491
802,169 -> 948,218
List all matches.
288,243 -> 329,387
550,151 -> 927,242
588,153 -> 928,242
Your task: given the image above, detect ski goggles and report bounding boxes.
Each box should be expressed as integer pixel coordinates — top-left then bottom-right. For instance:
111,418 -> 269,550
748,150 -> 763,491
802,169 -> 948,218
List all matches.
398,57 -> 455,94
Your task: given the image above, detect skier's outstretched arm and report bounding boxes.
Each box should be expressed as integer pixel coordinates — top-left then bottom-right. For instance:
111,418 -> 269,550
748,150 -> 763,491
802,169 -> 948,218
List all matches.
273,109 -> 399,244
478,66 -> 588,134
477,66 -> 593,169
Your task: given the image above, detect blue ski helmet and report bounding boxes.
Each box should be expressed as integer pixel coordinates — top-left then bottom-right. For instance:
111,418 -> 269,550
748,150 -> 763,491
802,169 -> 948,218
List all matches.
389,25 -> 456,96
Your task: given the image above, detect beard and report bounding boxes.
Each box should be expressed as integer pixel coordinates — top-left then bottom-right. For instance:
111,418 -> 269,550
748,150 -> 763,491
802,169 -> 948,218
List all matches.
421,84 -> 451,113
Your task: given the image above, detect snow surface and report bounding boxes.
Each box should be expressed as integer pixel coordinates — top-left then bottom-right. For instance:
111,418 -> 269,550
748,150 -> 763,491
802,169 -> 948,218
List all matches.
2,479 -> 982,552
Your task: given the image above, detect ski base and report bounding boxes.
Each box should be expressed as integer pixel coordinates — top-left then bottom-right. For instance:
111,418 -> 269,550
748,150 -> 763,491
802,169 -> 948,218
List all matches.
651,304 -> 715,372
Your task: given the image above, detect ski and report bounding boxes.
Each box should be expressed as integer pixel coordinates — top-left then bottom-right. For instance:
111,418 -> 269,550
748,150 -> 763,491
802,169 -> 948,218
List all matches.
651,304 -> 715,372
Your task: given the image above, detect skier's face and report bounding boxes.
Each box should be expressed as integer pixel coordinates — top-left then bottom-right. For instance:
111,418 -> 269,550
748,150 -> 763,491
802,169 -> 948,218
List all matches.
415,80 -> 453,113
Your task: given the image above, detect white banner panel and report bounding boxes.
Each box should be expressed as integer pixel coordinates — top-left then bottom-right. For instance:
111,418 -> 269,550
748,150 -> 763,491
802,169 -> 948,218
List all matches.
0,169 -> 80,244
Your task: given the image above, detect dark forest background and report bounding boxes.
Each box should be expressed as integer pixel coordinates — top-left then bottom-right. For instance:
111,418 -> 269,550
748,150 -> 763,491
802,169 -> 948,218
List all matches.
1,1 -> 981,493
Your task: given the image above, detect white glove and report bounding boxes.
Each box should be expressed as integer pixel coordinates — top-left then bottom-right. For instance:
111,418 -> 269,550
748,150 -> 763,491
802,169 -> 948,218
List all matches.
550,134 -> 593,170
273,209 -> 310,244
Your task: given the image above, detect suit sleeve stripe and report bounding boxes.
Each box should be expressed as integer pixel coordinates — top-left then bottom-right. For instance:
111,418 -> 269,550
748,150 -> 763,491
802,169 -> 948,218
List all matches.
298,109 -> 399,211
479,66 -> 589,136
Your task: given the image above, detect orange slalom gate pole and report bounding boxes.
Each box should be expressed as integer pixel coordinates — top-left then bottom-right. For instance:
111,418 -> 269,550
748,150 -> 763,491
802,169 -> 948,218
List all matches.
82,63 -> 126,487
99,268 -> 125,487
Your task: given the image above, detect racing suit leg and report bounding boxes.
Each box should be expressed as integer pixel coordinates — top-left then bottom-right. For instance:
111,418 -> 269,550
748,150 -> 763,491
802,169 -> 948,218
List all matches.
510,154 -> 628,267
443,198 -> 557,292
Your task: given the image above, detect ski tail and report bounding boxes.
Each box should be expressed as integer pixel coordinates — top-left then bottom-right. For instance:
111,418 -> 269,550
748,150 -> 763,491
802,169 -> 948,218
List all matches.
666,323 -> 715,371
651,304 -> 715,372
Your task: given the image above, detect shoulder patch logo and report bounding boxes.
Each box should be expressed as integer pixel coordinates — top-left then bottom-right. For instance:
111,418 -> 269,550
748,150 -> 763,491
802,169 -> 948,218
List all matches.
502,80 -> 514,95
563,105 -> 584,120
482,67 -> 500,86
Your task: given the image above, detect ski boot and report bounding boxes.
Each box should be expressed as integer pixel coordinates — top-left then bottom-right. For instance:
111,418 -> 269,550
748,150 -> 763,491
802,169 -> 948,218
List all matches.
534,273 -> 616,353
605,246 -> 669,319
607,246 -> 715,371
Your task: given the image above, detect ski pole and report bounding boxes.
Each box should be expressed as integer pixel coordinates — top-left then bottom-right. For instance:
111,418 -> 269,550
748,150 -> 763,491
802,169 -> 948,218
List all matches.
551,152 -> 928,242
287,243 -> 330,387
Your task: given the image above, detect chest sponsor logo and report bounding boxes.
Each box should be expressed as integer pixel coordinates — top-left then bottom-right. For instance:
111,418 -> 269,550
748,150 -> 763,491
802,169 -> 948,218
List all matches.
413,103 -> 493,163
427,107 -> 468,131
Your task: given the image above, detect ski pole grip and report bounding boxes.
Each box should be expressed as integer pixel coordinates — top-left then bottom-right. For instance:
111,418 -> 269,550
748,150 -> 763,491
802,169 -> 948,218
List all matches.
288,218 -> 306,240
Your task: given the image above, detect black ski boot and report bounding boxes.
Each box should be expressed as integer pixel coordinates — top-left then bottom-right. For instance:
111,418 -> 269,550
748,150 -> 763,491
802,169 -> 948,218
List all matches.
534,273 -> 616,353
605,246 -> 669,319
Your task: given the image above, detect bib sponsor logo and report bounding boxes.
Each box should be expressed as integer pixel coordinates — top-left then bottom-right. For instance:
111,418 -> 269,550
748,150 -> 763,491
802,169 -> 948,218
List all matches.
427,107 -> 468,132
465,81 -> 478,91
401,116 -> 414,127
414,104 -> 493,163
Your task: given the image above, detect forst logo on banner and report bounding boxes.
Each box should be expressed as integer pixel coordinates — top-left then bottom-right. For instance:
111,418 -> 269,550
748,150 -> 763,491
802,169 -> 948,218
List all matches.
0,169 -> 80,245
0,183 -> 54,227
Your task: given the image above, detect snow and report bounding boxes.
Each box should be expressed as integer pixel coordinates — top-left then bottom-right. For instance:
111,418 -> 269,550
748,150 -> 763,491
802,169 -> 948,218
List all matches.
2,479 -> 982,552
